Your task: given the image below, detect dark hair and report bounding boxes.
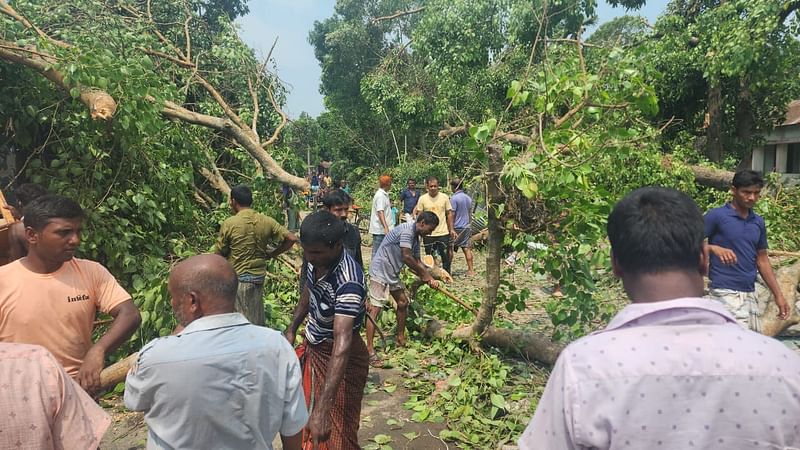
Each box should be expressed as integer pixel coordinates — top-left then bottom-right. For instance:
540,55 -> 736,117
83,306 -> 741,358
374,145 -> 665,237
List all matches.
607,187 -> 704,275
300,210 -> 345,248
425,176 -> 439,185
322,189 -> 352,208
417,211 -> 440,228
14,183 -> 48,208
230,185 -> 253,207
732,170 -> 764,189
407,178 -> 416,183
22,194 -> 84,231
450,178 -> 462,191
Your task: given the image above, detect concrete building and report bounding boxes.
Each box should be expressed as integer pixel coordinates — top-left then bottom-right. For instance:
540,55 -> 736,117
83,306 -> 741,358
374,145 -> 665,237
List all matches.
752,100 -> 800,175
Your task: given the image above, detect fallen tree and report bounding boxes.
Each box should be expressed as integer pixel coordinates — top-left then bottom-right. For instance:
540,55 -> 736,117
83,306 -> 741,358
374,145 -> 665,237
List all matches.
0,0 -> 308,193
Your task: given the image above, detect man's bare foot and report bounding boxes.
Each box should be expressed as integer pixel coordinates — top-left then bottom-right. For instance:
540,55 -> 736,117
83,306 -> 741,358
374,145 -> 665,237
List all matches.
396,336 -> 406,347
466,270 -> 477,277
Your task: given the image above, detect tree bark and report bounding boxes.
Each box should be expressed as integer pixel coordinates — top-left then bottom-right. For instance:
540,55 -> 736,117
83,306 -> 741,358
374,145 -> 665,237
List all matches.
759,260 -> 800,337
453,144 -> 505,339
705,83 -> 724,163
735,78 -> 754,171
689,165 -> 733,189
480,327 -> 564,365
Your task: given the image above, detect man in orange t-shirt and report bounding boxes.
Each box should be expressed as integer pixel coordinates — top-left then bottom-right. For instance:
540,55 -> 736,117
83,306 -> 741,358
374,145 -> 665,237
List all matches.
0,194 -> 141,394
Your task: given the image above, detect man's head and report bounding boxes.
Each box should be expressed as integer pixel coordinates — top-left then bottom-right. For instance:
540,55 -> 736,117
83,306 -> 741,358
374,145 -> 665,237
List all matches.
731,170 -> 764,210
415,211 -> 439,236
22,194 -> 84,264
300,210 -> 345,269
168,254 -> 238,327
607,187 -> 706,293
425,176 -> 440,197
339,179 -> 347,188
229,185 -> 253,211
407,178 -> 416,190
322,189 -> 352,221
6,183 -> 48,219
379,174 -> 392,190
450,178 -> 463,192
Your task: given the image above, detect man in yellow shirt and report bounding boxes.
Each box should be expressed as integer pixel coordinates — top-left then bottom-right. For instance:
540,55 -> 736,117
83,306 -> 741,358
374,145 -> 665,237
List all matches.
413,176 -> 455,274
214,185 -> 298,325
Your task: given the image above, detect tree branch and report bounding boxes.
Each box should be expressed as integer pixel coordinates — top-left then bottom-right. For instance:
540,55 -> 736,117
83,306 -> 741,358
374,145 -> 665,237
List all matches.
260,82 -> 288,148
371,6 -> 426,23
0,0 -> 70,49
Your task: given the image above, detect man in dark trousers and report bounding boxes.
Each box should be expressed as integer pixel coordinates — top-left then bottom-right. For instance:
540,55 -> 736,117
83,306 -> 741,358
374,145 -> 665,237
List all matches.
705,170 -> 788,332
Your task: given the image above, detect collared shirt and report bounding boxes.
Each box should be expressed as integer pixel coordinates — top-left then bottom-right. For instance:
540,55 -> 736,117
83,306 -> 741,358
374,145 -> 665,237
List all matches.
304,251 -> 366,344
519,297 -> 800,450
705,203 -> 768,292
369,222 -> 419,285
343,222 -> 363,267
369,188 -> 392,235
124,313 -> 308,450
0,342 -> 110,450
399,188 -> 420,214
450,190 -> 472,229
214,209 -> 290,277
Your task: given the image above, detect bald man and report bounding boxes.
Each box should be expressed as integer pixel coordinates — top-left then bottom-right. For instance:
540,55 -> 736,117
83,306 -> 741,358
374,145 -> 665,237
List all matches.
124,254 -> 308,450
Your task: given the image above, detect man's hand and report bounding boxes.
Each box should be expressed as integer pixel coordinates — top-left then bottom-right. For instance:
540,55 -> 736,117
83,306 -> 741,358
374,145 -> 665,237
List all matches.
284,329 -> 296,346
776,295 -> 790,320
383,226 -> 389,235
309,407 -> 332,447
711,246 -> 737,265
427,279 -> 440,289
450,229 -> 457,240
77,346 -> 105,394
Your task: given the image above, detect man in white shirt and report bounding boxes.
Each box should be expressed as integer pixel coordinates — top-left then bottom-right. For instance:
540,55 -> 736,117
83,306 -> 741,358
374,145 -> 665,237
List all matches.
369,174 -> 393,256
125,254 -> 307,450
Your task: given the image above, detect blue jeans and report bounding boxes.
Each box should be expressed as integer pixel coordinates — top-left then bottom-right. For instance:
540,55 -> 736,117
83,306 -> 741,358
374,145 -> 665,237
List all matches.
371,234 -> 385,257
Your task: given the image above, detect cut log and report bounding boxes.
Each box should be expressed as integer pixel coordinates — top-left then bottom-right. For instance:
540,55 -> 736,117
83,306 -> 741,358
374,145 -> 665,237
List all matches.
479,326 -> 564,366
689,165 -> 733,190
99,352 -> 138,391
758,261 -> 800,337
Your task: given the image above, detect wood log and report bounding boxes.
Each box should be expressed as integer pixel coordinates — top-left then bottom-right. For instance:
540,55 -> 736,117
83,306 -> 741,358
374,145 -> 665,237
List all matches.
689,165 -> 733,190
99,352 -> 138,391
479,326 -> 564,366
759,261 -> 800,337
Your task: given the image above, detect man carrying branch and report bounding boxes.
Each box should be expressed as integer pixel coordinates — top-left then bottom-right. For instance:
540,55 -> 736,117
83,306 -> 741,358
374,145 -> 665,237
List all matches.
366,212 -> 440,361
285,211 -> 369,450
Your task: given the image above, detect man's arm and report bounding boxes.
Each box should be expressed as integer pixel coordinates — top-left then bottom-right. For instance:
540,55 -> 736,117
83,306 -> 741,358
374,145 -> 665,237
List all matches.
756,250 -> 789,319
78,300 -> 141,394
280,432 -> 302,450
401,247 -> 439,288
284,285 -> 310,345
308,315 -> 355,445
707,244 -> 737,265
447,210 -> 456,239
268,232 -> 298,259
8,222 -> 27,260
213,221 -> 230,256
377,210 -> 389,234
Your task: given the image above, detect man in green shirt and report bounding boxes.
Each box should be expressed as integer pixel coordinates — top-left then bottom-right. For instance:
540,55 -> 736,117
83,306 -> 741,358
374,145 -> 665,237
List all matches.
214,185 -> 298,325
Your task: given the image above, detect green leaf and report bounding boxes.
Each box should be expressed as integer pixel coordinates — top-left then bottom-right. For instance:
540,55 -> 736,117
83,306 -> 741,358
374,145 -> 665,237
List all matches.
490,393 -> 507,409
402,432 -> 419,441
372,434 -> 392,445
69,87 -> 81,99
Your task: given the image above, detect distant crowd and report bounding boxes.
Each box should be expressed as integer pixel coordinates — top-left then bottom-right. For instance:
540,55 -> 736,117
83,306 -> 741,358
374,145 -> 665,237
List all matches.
1,169 -> 799,450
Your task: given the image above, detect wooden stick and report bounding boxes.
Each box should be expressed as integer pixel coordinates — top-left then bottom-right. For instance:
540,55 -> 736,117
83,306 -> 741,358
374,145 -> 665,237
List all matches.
770,250 -> 800,258
431,285 -> 479,315
99,352 -> 139,391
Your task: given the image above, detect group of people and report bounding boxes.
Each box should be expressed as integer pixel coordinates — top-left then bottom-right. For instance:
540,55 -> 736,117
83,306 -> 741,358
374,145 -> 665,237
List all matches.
369,175 -> 476,277
2,168 -> 800,450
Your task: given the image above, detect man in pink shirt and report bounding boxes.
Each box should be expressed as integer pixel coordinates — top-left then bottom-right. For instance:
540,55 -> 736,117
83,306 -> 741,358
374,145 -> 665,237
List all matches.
520,187 -> 800,449
0,342 -> 110,449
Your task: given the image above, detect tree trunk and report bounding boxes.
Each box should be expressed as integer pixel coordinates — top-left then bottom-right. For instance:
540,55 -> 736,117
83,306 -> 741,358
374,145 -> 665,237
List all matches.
453,144 -> 505,339
480,327 -> 564,365
689,165 -> 733,189
706,83 -> 724,163
735,78 -> 755,171
759,260 -> 800,337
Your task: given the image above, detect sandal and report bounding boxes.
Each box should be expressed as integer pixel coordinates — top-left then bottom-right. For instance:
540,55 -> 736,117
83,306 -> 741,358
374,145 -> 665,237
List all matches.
369,352 -> 384,368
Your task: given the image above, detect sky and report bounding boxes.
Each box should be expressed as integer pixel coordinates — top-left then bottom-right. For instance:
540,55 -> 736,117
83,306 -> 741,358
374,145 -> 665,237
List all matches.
238,0 -> 669,119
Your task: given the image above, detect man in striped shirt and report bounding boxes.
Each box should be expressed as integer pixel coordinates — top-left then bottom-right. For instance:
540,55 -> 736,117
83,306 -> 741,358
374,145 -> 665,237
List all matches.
285,211 -> 368,450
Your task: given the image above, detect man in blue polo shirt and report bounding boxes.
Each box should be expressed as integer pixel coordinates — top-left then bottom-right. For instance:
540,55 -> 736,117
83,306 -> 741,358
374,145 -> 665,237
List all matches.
704,170 -> 789,332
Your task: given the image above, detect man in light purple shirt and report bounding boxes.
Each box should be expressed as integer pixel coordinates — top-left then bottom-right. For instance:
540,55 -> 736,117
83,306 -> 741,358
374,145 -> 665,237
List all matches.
519,187 -> 800,450
449,179 -> 475,276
